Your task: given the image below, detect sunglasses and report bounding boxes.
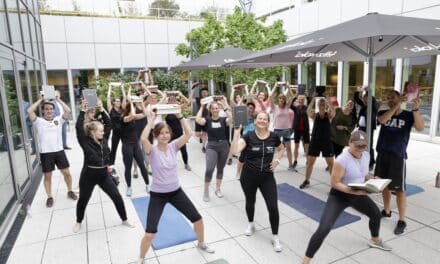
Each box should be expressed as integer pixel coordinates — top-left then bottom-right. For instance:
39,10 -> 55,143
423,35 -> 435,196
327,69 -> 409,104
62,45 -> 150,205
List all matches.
355,144 -> 367,149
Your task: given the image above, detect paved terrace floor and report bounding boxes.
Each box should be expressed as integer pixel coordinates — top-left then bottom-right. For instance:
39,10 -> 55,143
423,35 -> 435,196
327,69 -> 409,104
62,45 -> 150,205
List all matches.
6,127 -> 440,264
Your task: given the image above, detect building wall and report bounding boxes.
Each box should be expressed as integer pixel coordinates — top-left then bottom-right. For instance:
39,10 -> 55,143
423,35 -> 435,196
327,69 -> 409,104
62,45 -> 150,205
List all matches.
41,15 -> 203,70
258,0 -> 440,39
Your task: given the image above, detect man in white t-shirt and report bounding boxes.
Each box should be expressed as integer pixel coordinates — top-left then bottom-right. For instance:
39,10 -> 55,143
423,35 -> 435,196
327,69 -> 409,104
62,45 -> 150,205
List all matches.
28,93 -> 78,208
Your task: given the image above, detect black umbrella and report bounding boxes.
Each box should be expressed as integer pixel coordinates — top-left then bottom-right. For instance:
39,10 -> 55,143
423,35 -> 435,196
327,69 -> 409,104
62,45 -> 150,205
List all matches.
228,13 -> 440,148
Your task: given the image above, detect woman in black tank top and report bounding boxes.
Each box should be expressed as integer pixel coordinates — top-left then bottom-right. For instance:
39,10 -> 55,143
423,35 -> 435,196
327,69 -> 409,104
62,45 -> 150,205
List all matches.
300,97 -> 335,189
107,84 -> 123,166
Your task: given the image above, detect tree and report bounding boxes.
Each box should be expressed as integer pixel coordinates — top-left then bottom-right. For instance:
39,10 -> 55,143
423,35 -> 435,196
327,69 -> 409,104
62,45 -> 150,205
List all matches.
175,7 -> 287,88
38,0 -> 50,12
149,0 -> 180,18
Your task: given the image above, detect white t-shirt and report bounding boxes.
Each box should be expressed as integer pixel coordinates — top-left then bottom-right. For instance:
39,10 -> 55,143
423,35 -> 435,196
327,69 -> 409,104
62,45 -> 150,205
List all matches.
336,148 -> 370,185
33,116 -> 65,153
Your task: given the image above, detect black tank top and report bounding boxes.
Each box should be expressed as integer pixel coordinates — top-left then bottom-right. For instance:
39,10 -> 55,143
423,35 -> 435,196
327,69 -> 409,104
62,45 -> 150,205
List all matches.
206,117 -> 227,141
134,107 -> 148,139
110,108 -> 122,130
311,112 -> 331,142
120,119 -> 138,144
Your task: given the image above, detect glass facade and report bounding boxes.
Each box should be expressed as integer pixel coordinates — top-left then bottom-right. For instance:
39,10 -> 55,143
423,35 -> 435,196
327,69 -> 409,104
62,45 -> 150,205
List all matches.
320,62 -> 338,97
402,55 -> 436,135
373,59 -> 395,101
342,61 -> 364,104
0,0 -> 45,238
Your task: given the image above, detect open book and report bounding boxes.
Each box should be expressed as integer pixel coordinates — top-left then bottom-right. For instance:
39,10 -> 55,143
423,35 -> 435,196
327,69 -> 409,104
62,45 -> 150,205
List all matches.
348,179 -> 391,193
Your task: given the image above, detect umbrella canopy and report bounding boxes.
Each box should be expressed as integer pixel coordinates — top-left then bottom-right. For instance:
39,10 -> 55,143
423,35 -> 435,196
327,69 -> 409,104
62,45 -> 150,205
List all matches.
229,13 -> 440,65
173,47 -> 253,71
227,13 -> 440,150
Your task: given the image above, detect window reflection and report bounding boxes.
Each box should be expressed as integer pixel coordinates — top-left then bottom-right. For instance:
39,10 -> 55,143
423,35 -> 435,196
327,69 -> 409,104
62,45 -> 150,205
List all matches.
6,0 -> 24,51
402,55 -> 436,135
0,0 -> 9,44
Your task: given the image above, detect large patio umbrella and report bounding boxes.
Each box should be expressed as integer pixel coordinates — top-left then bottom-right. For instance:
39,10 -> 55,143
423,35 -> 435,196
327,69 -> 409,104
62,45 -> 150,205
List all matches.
228,13 -> 440,148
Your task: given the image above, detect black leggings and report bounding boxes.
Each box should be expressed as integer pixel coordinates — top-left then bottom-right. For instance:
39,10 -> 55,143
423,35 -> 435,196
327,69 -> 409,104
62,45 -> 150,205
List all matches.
76,167 -> 127,223
122,142 -> 149,187
305,189 -> 381,258
180,144 -> 188,165
110,128 -> 121,165
240,169 -> 279,235
146,188 -> 201,233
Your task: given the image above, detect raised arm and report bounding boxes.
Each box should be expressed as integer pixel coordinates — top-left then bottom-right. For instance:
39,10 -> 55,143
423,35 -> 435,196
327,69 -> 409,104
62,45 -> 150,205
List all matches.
411,97 -> 425,132
231,126 -> 246,155
195,103 -> 207,126
121,85 -> 127,110
27,95 -> 43,122
97,100 -> 112,138
230,85 -> 237,107
175,112 -> 193,149
177,91 -> 190,106
219,96 -> 233,126
55,95 -> 71,120
307,97 -> 316,120
76,100 -> 87,144
140,111 -> 156,155
107,84 -> 113,112
249,80 -> 259,95
188,82 -> 199,104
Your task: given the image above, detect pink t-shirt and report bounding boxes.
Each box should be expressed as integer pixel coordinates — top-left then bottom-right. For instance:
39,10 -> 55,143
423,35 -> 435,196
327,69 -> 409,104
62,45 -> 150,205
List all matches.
148,141 -> 180,193
272,105 -> 294,130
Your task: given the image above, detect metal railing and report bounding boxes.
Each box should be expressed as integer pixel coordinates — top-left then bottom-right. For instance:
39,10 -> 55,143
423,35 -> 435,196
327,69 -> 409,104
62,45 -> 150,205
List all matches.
39,0 -> 230,21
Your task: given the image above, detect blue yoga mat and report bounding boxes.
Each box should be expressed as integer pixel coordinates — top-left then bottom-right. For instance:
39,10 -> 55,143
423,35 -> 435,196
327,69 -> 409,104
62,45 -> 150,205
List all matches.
406,184 -> 424,196
277,183 -> 361,229
132,196 -> 197,250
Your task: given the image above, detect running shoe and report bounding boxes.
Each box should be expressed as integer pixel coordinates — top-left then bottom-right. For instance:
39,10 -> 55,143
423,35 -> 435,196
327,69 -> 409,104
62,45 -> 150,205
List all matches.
214,189 -> 224,198
67,191 -> 78,200
299,180 -> 310,189
227,158 -> 233,165
145,184 -> 150,193
368,239 -> 392,251
197,242 -> 215,253
292,160 -> 298,168
46,197 -> 54,208
184,164 -> 192,171
202,146 -> 206,153
203,191 -> 210,202
394,220 -> 407,235
245,223 -> 255,236
72,223 -> 81,233
133,170 -> 139,179
126,187 -> 133,197
272,237 -> 283,252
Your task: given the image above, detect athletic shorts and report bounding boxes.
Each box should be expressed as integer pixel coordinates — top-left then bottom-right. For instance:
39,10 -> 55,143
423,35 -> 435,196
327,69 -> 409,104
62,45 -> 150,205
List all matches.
40,150 -> 70,173
146,188 -> 201,233
293,130 -> 310,144
374,151 -> 406,192
274,129 -> 292,145
308,140 -> 333,157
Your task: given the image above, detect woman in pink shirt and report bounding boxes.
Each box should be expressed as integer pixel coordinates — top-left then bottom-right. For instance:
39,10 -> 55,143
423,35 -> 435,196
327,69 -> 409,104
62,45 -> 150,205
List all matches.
270,93 -> 295,170
138,111 -> 214,263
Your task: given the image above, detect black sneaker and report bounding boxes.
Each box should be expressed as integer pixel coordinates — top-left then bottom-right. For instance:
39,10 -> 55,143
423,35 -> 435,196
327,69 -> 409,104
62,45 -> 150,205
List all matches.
292,160 -> 298,169
133,171 -> 139,178
299,180 -> 310,189
202,146 -> 206,153
381,209 -> 392,218
227,158 -> 233,165
394,220 -> 407,235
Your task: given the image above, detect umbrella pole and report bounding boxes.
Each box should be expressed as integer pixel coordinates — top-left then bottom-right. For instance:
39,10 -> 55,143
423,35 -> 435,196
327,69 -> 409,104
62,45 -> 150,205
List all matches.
366,37 -> 374,153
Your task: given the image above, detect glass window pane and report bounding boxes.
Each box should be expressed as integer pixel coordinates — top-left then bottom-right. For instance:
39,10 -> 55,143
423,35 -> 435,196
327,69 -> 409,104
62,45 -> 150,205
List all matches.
0,71 -> 16,227
374,59 -> 395,101
1,0 -> 9,44
288,65 -> 298,85
36,23 -> 43,60
2,58 -> 30,188
342,61 -> 363,104
402,55 -> 436,135
6,0 -> 24,51
302,62 -> 316,94
320,62 -> 338,97
30,17 -> 38,58
19,1 -> 32,55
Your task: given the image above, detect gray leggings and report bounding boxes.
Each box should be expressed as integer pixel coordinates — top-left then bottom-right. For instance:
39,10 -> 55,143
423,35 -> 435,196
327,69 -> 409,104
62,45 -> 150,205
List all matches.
205,140 -> 229,182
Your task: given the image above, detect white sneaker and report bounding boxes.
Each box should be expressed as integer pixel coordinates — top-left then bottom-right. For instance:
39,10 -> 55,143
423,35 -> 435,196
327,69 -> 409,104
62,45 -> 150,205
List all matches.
235,172 -> 241,180
145,184 -> 150,193
203,191 -> 210,202
272,237 -> 283,252
73,223 -> 81,233
122,221 -> 135,228
126,187 -> 133,197
214,189 -> 224,198
245,223 -> 255,236
197,241 -> 215,253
